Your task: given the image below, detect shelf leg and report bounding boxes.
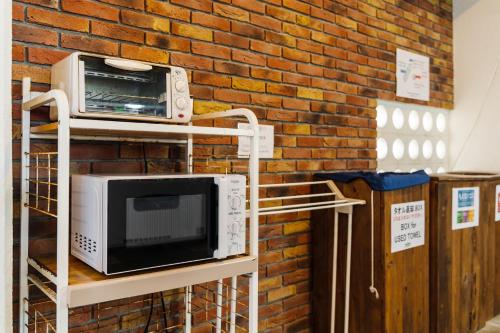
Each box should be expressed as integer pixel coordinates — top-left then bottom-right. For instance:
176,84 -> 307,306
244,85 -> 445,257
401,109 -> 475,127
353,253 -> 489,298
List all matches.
248,111 -> 259,333
229,276 -> 237,333
330,211 -> 339,333
56,88 -> 71,333
19,78 -> 31,333
185,285 -> 192,333
216,280 -> 223,333
343,213 -> 353,333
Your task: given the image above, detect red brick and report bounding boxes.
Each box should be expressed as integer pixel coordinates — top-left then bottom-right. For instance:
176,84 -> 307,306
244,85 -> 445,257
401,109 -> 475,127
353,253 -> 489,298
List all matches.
214,88 -> 250,103
251,93 -> 282,108
145,33 -> 190,51
214,61 -> 249,76
232,0 -> 265,13
192,72 -> 231,87
192,41 -> 231,60
232,49 -> 266,66
121,10 -> 169,33
145,0 -> 190,21
250,13 -> 281,31
283,0 -> 310,14
28,47 -> 69,65
19,0 -> 58,8
192,12 -> 230,31
13,3 -> 24,21
268,57 -> 296,71
12,45 -> 25,62
61,0 -> 119,21
27,7 -> 89,32
100,0 -> 144,9
214,31 -> 250,49
91,21 -> 144,43
121,44 -> 168,64
170,53 -> 213,70
251,68 -> 282,82
250,40 -> 281,56
232,21 -> 265,40
13,24 -> 57,46
214,3 -> 249,22
171,0 -> 212,12
61,34 -> 119,55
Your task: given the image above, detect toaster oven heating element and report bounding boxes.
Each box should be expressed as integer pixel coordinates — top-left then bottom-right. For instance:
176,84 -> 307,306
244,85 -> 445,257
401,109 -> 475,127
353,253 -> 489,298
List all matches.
84,69 -> 151,83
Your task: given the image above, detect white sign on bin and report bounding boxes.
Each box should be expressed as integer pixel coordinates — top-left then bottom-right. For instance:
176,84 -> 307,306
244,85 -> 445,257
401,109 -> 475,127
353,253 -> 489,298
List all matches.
391,200 -> 425,253
238,123 -> 274,159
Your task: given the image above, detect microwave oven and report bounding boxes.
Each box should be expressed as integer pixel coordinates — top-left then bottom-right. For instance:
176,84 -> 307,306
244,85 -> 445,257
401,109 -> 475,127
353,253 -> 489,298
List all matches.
50,52 -> 193,123
71,174 -> 246,275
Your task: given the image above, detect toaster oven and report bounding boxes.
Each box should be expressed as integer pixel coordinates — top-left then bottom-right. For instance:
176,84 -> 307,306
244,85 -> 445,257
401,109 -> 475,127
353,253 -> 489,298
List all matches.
50,52 -> 193,123
71,174 -> 246,275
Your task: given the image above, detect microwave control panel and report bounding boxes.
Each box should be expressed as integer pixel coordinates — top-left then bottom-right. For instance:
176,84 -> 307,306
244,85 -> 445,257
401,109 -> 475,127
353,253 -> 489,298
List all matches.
216,175 -> 246,258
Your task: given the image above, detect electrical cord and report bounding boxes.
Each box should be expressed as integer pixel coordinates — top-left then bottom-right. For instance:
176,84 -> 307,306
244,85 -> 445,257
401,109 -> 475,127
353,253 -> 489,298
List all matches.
142,142 -> 149,173
144,293 -> 154,333
160,291 -> 168,330
143,292 -> 168,333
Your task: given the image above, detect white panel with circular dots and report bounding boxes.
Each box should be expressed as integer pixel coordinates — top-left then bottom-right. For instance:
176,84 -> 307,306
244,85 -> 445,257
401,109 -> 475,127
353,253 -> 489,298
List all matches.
376,100 -> 449,174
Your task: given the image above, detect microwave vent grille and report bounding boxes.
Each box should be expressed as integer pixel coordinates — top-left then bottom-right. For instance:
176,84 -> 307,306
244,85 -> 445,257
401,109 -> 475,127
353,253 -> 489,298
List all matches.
74,232 -> 97,254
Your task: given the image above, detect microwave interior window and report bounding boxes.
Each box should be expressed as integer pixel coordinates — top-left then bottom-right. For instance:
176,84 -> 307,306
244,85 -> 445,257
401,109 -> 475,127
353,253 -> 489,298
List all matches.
125,194 -> 206,247
81,55 -> 168,117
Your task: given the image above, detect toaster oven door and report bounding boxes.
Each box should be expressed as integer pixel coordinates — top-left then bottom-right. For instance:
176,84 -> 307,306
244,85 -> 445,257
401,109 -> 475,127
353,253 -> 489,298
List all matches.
79,55 -> 171,119
105,177 -> 218,274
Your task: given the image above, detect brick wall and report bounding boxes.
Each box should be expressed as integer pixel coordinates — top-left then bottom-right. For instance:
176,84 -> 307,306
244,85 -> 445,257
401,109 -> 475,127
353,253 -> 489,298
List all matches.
11,0 -> 453,331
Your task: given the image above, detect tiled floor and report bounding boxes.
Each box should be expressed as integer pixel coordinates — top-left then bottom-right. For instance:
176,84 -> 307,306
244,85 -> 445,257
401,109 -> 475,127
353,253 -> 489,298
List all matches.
477,315 -> 500,333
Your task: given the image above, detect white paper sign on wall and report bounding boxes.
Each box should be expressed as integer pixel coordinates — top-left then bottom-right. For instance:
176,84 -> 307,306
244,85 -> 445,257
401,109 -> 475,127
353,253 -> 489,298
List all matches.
396,48 -> 430,101
495,185 -> 500,222
238,124 -> 274,159
452,187 -> 480,230
391,200 -> 425,253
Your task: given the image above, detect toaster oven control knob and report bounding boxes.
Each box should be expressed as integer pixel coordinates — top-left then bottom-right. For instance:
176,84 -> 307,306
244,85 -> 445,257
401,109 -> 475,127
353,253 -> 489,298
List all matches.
175,80 -> 187,92
175,97 -> 187,110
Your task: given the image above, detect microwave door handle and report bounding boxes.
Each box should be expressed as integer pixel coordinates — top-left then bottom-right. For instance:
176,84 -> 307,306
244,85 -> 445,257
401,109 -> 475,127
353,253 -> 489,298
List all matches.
104,58 -> 153,72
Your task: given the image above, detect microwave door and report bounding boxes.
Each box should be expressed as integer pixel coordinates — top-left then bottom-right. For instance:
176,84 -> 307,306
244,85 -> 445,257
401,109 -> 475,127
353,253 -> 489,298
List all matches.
105,178 -> 218,275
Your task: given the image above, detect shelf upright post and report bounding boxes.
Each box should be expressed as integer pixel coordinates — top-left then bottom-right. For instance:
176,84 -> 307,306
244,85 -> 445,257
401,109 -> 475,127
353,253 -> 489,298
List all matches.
185,125 -> 193,333
248,117 -> 259,333
19,78 -> 31,333
56,87 -> 71,333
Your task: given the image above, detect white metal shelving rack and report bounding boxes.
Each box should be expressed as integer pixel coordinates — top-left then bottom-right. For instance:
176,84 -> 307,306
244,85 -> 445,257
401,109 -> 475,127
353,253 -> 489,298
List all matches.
20,76 -> 365,333
19,77 -> 261,333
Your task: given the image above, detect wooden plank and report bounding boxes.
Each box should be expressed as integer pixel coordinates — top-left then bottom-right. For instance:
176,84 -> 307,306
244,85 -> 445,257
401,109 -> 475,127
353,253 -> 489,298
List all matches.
31,255 -> 257,308
430,176 -> 495,333
492,180 -> 500,315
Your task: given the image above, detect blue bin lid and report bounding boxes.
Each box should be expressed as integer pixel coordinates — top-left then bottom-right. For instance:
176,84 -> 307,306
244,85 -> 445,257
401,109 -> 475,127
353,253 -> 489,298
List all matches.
316,170 -> 430,191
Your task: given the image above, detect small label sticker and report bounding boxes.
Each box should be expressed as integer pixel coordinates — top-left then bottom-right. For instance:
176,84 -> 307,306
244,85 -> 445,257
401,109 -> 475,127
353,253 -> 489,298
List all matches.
391,200 -> 425,253
238,124 -> 274,159
452,187 -> 480,230
495,185 -> 500,222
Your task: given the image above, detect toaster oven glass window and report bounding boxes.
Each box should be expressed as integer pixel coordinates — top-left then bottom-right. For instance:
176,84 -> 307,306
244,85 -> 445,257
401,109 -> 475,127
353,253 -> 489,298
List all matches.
81,56 -> 168,118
